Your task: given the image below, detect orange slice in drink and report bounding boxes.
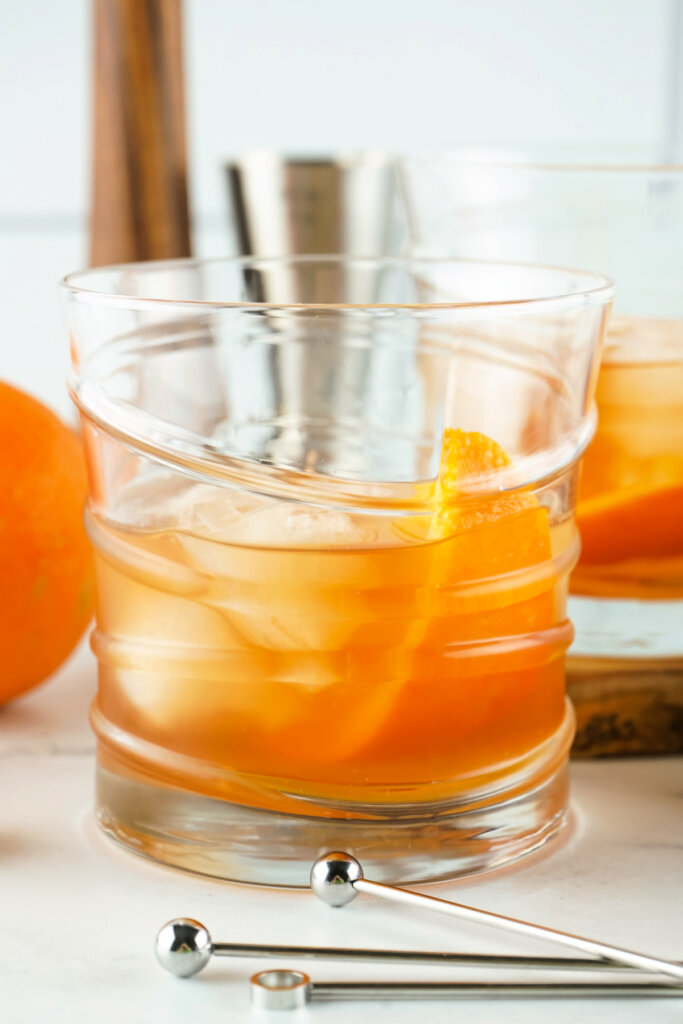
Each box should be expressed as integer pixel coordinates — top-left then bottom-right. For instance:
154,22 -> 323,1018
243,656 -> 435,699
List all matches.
577,482 -> 683,565
434,430 -> 551,575
395,430 -> 554,628
346,430 -> 562,779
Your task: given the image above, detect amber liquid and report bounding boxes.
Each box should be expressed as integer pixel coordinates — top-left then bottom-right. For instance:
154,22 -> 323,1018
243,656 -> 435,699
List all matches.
573,317 -> 683,599
87,480 -> 573,814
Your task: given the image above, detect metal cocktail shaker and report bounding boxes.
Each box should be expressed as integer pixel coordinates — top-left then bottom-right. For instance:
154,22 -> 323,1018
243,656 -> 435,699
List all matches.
225,150 -> 399,263
224,152 -> 403,471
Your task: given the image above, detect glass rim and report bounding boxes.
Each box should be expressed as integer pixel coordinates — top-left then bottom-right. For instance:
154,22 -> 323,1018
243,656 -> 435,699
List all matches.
60,254 -> 614,314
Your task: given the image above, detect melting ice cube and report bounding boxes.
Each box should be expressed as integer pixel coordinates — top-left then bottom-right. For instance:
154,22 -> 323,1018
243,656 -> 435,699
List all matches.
229,503 -> 373,549
177,483 -> 268,539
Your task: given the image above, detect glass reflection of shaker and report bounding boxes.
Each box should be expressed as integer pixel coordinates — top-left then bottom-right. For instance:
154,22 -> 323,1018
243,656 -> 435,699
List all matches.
225,151 -> 398,258
224,152 -> 404,472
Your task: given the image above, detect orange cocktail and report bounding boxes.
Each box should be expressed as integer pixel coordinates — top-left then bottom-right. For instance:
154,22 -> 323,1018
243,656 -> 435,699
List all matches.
89,430 -> 571,812
64,255 -> 610,884
573,317 -> 683,599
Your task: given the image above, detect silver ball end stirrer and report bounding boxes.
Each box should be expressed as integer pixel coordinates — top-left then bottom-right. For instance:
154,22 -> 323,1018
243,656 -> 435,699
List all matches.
310,851 -> 683,986
155,918 -> 213,978
154,912 -> 683,980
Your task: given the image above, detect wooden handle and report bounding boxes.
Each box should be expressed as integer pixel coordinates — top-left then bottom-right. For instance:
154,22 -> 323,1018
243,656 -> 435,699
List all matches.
90,0 -> 191,266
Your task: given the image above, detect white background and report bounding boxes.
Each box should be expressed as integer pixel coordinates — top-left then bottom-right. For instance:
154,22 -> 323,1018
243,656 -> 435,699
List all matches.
1,0 -> 682,418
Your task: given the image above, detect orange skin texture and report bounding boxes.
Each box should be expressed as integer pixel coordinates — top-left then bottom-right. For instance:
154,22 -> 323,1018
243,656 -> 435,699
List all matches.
0,382 -> 94,701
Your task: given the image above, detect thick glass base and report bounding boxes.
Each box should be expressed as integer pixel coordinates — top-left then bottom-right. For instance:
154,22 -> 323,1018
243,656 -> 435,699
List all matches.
95,702 -> 574,886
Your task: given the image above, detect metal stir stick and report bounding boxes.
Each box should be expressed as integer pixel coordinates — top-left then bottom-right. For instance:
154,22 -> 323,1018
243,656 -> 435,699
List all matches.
155,918 -> 683,979
311,852 -> 683,985
250,969 -> 683,1010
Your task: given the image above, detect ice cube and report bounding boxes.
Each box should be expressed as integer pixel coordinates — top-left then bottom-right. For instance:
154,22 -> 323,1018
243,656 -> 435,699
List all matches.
177,504 -> 372,653
177,483 -> 268,539
176,494 -> 388,656
229,503 -> 374,549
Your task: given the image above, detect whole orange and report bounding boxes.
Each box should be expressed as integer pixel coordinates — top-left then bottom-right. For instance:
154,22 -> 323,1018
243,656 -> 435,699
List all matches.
0,382 -> 94,701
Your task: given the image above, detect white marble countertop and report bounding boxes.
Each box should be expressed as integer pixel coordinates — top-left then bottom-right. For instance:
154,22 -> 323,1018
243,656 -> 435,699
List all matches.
3,641 -> 682,1024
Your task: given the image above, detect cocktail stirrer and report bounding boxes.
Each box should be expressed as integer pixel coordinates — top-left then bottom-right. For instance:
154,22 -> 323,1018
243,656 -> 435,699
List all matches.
250,969 -> 683,1010
155,918 -> 683,980
310,852 -> 683,986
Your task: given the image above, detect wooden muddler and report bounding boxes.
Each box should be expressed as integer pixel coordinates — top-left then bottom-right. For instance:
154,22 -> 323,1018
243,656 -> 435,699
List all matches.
90,0 -> 191,265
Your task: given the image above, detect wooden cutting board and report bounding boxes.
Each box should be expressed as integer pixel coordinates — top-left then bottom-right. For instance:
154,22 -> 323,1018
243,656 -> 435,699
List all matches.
568,656 -> 683,757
